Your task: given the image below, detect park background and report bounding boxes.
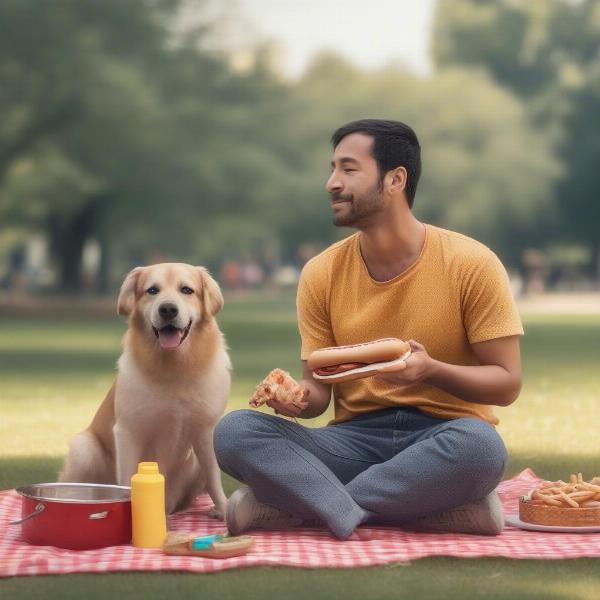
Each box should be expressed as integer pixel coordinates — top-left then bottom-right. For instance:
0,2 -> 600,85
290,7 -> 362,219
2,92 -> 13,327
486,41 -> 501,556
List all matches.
1,1 -> 600,599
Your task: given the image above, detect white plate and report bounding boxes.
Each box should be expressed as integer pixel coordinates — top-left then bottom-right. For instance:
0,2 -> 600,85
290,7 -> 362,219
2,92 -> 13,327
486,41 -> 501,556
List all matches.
313,350 -> 412,381
505,514 -> 600,533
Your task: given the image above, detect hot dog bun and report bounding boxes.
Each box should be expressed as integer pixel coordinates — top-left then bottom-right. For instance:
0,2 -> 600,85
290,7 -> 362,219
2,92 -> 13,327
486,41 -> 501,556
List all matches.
308,338 -> 411,383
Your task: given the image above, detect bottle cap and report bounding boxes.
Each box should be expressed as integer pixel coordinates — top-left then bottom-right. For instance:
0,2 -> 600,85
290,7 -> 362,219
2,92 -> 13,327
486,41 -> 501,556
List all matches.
137,461 -> 159,475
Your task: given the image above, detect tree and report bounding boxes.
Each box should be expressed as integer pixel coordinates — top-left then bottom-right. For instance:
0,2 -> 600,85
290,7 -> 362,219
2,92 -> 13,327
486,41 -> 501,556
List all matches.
283,53 -> 559,266
0,0 -> 297,290
432,0 -> 600,277
0,0 -> 185,290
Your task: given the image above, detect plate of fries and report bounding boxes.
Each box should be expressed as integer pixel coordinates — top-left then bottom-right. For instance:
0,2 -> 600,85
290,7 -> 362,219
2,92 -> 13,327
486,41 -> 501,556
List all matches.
508,473 -> 600,532
505,514 -> 600,533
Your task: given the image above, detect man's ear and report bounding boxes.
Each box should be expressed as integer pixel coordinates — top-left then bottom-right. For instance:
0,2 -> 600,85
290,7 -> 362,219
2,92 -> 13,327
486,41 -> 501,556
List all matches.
117,267 -> 145,317
388,166 -> 407,194
196,266 -> 224,317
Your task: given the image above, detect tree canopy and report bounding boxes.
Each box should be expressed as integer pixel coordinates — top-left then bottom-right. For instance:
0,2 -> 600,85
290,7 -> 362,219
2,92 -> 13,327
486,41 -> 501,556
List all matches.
433,0 -> 600,275
0,0 -> 595,291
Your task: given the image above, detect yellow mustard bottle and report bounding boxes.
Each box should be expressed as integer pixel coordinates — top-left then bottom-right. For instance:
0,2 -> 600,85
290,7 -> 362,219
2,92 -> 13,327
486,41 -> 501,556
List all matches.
131,462 -> 167,548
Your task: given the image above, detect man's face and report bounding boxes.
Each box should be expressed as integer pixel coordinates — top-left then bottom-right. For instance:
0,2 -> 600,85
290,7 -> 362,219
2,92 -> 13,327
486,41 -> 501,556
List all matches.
326,133 -> 384,228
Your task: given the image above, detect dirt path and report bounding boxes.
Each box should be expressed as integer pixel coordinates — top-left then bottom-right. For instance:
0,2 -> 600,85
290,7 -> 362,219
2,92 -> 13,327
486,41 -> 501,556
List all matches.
518,292 -> 600,315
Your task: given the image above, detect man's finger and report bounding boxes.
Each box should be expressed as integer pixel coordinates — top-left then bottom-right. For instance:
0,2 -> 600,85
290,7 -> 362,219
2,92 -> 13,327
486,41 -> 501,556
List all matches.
377,360 -> 407,373
267,399 -> 299,417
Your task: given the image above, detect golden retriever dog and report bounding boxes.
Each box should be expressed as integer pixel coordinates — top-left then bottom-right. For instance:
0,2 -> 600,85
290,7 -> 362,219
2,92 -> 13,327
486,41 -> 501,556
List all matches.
60,263 -> 231,518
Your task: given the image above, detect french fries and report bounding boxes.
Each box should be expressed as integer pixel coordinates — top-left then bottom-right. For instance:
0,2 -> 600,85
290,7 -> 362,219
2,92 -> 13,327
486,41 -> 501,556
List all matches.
523,473 -> 600,508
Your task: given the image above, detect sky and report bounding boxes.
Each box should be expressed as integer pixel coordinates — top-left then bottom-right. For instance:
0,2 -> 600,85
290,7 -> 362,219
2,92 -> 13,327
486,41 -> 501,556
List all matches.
234,0 -> 437,78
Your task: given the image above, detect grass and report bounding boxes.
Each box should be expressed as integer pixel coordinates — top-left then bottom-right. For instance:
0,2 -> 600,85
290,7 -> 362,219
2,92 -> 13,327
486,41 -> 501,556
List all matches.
2,559 -> 600,600
1,294 -> 600,598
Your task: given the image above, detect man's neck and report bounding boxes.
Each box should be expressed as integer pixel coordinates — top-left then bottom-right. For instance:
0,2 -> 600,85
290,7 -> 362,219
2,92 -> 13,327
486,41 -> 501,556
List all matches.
358,213 -> 426,282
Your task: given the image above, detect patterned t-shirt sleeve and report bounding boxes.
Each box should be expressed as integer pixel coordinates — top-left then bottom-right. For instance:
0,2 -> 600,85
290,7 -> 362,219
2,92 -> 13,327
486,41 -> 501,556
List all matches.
296,261 -> 336,360
462,252 -> 524,344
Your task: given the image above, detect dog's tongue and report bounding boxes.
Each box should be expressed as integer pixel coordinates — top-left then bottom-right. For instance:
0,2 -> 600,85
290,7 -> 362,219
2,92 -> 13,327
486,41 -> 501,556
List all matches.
158,328 -> 183,349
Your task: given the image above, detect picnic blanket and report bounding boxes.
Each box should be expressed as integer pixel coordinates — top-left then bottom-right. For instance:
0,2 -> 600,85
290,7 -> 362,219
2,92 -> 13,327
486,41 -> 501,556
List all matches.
2,468 -> 600,577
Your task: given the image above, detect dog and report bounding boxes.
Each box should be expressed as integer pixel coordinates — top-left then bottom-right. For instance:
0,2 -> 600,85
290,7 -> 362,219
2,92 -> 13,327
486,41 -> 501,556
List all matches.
59,263 -> 231,518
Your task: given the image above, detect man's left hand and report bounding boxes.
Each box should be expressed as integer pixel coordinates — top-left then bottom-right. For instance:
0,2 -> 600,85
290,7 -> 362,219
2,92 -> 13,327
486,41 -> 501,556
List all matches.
375,339 -> 436,385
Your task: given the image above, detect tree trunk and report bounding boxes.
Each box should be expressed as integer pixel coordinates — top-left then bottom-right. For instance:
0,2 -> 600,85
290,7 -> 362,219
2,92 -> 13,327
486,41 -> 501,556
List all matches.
593,240 -> 600,288
96,233 -> 111,295
48,197 -> 102,293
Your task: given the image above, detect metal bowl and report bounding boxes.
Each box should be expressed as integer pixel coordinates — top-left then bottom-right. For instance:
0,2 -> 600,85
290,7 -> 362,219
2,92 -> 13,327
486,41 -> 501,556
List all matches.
13,482 -> 132,549
16,482 -> 131,503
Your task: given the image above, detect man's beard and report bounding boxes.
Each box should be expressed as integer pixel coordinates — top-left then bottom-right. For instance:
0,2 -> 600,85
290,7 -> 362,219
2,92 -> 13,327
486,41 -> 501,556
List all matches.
331,182 -> 384,228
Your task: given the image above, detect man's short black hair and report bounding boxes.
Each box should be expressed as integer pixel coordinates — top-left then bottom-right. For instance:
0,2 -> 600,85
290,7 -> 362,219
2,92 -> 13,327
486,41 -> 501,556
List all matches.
331,119 -> 421,208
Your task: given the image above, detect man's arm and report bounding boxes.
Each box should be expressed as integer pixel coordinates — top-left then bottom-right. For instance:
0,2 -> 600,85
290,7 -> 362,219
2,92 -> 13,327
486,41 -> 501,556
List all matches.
297,360 -> 333,418
426,335 -> 522,406
376,336 -> 522,407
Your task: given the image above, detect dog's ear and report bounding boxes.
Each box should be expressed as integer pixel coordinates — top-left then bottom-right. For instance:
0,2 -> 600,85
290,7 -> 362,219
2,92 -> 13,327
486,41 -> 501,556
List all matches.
196,267 -> 224,317
117,267 -> 145,317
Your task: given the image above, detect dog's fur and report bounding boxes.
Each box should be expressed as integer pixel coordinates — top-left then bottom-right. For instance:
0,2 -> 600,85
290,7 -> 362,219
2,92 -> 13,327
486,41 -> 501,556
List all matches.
59,263 -> 231,517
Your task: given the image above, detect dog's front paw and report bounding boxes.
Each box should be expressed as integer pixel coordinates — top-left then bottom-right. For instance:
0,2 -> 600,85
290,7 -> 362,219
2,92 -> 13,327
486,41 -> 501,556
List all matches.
208,502 -> 227,521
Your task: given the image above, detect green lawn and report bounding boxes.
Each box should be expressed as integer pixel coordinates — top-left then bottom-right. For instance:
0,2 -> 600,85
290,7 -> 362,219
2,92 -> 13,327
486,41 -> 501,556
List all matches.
1,295 -> 599,598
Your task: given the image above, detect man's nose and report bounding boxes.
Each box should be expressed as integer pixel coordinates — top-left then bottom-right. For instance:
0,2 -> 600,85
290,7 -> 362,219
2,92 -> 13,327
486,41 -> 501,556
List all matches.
326,171 -> 342,194
159,303 -> 179,320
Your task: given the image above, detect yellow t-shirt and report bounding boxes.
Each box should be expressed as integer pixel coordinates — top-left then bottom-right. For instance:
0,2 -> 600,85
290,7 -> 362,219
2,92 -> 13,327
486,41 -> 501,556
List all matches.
297,223 -> 524,426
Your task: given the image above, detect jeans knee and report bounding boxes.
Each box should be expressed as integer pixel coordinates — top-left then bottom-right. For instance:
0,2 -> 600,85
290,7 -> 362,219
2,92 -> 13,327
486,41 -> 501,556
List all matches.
214,410 -> 250,463
450,418 -> 507,484
213,409 -> 273,464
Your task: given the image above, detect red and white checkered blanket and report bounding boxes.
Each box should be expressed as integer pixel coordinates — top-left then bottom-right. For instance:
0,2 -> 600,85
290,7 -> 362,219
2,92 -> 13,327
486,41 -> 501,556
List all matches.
2,469 -> 600,577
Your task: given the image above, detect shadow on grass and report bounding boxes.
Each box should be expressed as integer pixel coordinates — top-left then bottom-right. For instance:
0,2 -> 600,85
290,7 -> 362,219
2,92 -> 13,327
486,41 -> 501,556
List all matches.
0,350 -> 118,375
1,556 -> 599,600
0,456 -> 65,490
521,318 -> 600,375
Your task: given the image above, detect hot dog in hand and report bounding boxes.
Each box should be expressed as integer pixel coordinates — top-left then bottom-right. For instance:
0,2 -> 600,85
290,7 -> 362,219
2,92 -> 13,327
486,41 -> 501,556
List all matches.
308,338 -> 411,383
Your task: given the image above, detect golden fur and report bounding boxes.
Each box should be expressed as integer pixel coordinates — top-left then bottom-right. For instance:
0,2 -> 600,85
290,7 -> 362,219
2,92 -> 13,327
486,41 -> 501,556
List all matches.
60,263 -> 231,517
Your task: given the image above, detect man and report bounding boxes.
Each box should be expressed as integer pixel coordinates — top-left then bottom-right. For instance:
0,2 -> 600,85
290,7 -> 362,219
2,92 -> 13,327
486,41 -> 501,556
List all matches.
214,119 -> 523,539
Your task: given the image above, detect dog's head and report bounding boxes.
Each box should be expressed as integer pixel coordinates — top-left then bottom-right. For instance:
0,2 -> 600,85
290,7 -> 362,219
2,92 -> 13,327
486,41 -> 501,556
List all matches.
117,263 -> 224,351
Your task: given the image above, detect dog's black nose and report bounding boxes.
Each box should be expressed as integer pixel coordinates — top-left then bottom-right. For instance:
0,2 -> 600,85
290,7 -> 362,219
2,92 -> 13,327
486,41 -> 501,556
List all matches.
159,303 -> 179,320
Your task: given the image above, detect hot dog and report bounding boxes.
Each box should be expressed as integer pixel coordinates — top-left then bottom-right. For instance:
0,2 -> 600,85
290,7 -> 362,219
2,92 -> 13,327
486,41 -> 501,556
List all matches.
307,338 -> 411,383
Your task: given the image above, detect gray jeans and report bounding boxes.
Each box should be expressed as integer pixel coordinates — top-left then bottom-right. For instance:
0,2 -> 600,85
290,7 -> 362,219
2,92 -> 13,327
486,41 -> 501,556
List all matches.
213,406 -> 507,539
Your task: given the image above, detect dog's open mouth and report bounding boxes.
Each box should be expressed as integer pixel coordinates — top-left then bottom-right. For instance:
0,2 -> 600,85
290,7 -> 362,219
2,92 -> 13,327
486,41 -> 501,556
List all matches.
153,320 -> 192,350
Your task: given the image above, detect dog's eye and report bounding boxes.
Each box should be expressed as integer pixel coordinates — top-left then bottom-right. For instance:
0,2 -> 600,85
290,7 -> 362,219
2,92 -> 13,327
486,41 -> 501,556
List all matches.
147,286 -> 160,295
181,286 -> 194,295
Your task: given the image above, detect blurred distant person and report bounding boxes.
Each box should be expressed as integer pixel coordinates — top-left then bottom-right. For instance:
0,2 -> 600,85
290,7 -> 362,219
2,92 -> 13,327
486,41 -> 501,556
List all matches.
216,119 -> 523,539
220,259 -> 243,290
241,260 -> 265,289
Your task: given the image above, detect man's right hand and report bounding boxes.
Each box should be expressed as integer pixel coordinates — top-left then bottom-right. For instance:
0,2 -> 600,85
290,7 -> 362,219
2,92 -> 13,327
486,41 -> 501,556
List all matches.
292,362 -> 333,419
267,387 -> 310,418
258,362 -> 331,419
